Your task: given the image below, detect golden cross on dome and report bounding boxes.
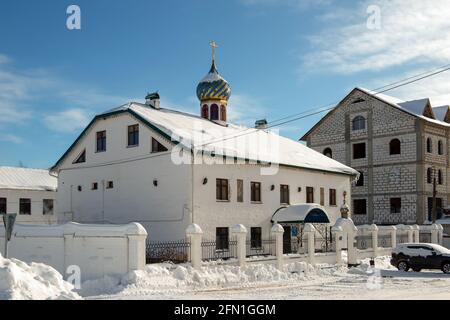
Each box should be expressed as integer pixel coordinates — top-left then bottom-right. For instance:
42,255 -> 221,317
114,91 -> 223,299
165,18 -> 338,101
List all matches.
210,40 -> 218,61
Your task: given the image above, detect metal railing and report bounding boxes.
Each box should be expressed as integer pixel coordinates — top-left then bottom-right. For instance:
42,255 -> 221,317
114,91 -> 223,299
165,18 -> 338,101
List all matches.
246,239 -> 275,257
419,232 -> 432,243
397,233 -> 409,244
146,239 -> 191,264
201,239 -> 237,261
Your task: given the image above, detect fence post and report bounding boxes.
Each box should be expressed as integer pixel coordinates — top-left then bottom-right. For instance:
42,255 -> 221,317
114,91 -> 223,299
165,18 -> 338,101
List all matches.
438,224 -> 444,245
186,224 -> 203,269
271,224 -> 284,270
369,224 -> 378,257
304,223 -> 316,265
406,225 -> 413,243
389,226 -> 397,248
231,224 -> 247,267
411,225 -> 420,243
431,224 -> 439,244
331,226 -> 343,265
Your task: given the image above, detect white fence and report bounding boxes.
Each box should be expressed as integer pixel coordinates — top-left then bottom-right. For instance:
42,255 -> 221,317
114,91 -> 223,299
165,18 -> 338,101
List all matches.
0,222 -> 147,281
184,219 -> 445,269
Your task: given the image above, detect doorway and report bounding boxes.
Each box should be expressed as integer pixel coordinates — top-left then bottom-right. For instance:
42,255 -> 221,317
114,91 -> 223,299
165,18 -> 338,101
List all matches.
283,226 -> 291,254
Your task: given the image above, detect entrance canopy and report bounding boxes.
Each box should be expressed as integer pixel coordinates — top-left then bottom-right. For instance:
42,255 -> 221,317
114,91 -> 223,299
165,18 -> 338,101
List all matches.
271,204 -> 331,224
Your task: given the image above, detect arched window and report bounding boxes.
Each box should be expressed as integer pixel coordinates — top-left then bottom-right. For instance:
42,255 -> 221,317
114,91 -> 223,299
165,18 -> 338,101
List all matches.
427,138 -> 433,153
352,116 -> 366,131
355,171 -> 364,187
210,104 -> 219,120
389,139 -> 401,155
438,140 -> 444,155
323,148 -> 332,158
201,104 -> 209,119
220,105 -> 227,122
427,168 -> 433,184
438,170 -> 443,185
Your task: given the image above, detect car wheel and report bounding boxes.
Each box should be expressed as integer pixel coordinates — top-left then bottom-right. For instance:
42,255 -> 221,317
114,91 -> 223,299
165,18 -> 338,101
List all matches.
397,261 -> 409,272
442,263 -> 450,274
412,267 -> 421,272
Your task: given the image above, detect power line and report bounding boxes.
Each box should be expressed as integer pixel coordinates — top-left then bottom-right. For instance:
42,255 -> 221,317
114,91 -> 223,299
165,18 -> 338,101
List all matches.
267,62 -> 450,127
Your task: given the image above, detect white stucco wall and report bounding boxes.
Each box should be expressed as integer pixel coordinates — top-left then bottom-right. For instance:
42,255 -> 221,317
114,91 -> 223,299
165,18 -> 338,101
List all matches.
0,189 -> 57,225
192,158 -> 352,240
54,112 -> 353,242
0,222 -> 147,281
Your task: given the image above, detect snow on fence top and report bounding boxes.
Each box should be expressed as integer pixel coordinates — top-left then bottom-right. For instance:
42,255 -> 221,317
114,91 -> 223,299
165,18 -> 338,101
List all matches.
0,166 -> 57,191
0,221 -> 148,237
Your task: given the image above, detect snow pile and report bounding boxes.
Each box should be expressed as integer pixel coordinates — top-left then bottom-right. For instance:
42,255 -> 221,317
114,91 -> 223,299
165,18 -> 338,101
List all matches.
0,254 -> 80,300
80,260 -> 347,298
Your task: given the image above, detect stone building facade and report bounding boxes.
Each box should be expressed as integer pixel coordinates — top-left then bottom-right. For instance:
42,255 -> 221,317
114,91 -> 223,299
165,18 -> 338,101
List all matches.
301,87 -> 450,225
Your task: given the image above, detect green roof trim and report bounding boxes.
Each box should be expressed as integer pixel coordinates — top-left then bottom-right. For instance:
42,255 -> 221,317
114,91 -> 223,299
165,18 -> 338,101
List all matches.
51,107 -> 177,171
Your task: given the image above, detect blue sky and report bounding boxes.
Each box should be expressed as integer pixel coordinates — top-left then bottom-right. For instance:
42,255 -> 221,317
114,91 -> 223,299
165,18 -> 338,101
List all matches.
1,0 -> 450,168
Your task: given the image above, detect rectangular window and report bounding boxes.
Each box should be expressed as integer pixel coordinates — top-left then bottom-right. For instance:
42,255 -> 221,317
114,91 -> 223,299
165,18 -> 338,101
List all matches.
237,179 -> 244,203
216,227 -> 229,250
127,124 -> 139,146
43,199 -> 54,215
329,189 -> 336,206
96,130 -> 106,152
0,198 -> 6,214
19,198 -> 31,215
251,227 -> 262,249
306,187 -> 314,203
353,143 -> 366,159
91,182 -> 98,190
320,187 -> 325,206
390,198 -> 401,214
216,179 -> 229,201
353,199 -> 367,215
280,185 -> 289,204
106,181 -> 114,189
251,182 -> 261,202
151,137 -> 168,153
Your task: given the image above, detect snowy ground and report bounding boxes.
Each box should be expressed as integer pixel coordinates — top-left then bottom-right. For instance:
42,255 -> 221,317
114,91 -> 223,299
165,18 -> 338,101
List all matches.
83,257 -> 450,300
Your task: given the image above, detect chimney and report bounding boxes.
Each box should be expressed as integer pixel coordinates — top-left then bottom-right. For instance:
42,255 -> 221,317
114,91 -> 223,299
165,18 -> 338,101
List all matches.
255,119 -> 268,129
145,92 -> 160,109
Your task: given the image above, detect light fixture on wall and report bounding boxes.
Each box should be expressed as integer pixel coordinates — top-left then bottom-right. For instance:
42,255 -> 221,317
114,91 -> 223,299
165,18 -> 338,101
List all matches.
202,177 -> 208,185
270,184 -> 275,191
77,185 -> 82,192
298,187 -> 302,192
153,179 -> 158,187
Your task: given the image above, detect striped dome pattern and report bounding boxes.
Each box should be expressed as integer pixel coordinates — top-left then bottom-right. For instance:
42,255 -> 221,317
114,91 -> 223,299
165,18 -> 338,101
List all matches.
196,61 -> 231,101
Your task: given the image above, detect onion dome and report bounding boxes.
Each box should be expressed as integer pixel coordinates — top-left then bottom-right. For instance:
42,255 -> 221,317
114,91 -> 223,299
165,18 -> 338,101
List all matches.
196,60 -> 231,102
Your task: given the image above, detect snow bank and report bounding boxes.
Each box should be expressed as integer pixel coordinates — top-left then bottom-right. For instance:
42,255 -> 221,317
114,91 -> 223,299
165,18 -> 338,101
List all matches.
0,253 -> 80,300
80,260 -> 348,298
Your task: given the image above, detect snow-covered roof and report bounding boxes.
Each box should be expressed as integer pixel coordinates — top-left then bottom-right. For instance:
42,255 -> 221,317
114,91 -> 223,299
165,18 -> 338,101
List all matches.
0,167 -> 57,191
53,103 -> 358,176
356,88 -> 450,127
433,105 -> 449,122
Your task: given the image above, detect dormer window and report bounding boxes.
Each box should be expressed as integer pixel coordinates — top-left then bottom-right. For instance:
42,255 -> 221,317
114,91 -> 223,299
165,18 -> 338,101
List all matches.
352,116 -> 366,131
323,148 -> 332,158
73,149 -> 86,164
151,137 -> 168,153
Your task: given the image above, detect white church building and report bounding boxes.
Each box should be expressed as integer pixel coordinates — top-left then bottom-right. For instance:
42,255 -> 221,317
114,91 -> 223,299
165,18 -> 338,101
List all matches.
51,45 -> 358,242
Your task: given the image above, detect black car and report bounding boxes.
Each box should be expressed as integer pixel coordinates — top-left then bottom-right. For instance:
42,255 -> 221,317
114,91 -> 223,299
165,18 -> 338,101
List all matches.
391,243 -> 450,274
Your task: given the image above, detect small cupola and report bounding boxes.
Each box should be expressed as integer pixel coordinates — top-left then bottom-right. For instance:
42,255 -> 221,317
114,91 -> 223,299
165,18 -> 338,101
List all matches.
145,92 -> 160,109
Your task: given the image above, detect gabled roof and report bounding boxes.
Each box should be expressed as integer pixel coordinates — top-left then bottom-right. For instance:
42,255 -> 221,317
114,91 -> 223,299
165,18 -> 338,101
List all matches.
433,105 -> 450,123
52,102 -> 358,176
301,87 -> 450,141
0,166 -> 57,191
